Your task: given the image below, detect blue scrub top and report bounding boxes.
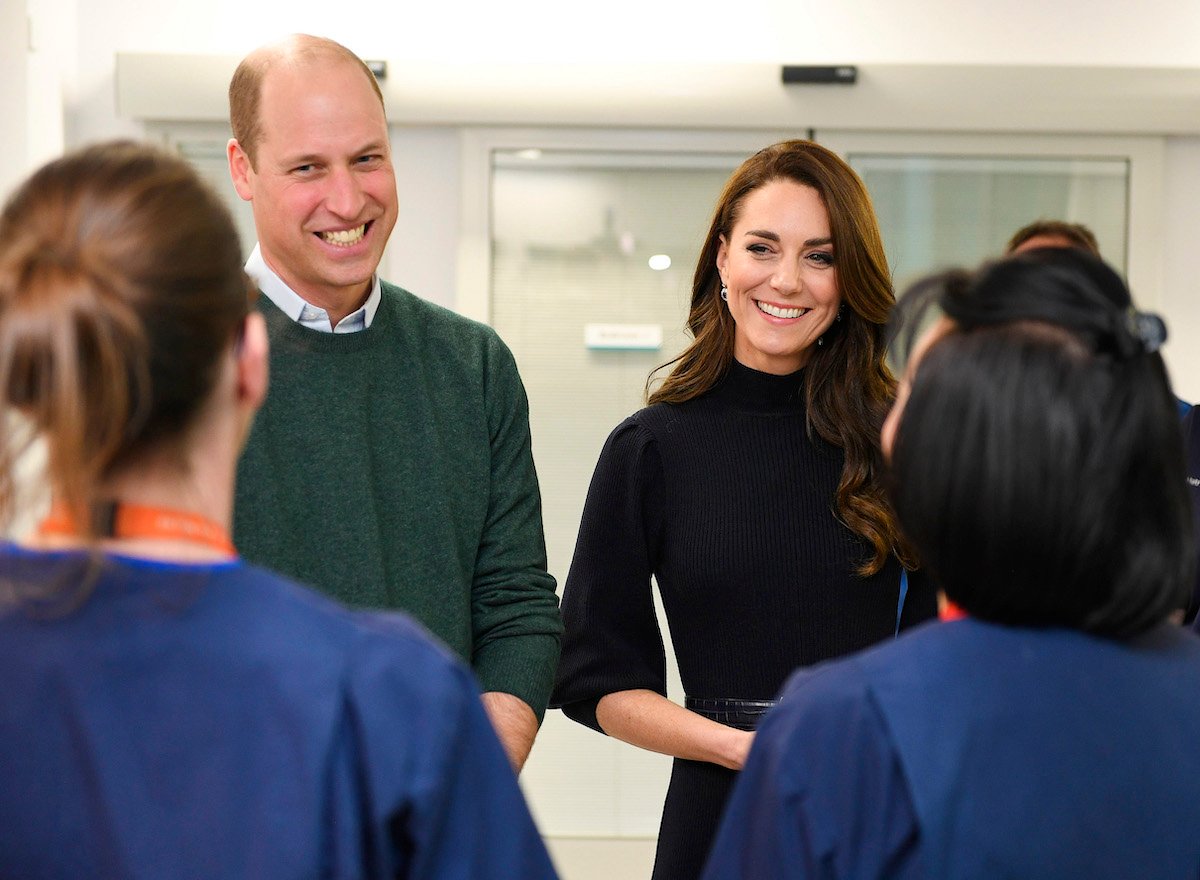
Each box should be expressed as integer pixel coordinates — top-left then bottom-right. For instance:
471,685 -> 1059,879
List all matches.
704,619 -> 1200,879
0,546 -> 557,879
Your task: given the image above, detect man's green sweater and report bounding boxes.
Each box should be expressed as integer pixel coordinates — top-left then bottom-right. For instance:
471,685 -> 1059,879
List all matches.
234,282 -> 561,719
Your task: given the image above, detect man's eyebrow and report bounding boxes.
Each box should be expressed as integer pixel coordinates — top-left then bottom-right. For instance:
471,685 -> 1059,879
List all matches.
277,143 -> 388,166
353,141 -> 389,155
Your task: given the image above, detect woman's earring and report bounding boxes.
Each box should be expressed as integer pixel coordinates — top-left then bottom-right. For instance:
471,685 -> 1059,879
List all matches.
720,284 -> 728,302
836,305 -> 844,322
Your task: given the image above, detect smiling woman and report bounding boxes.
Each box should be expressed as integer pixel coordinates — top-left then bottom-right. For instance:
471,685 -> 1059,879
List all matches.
551,139 -> 938,880
716,178 -> 840,373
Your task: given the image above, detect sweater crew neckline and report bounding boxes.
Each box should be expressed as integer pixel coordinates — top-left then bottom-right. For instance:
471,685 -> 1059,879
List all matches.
257,287 -> 390,353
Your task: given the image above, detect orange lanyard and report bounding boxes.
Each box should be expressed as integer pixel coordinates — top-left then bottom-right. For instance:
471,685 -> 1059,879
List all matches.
940,599 -> 968,622
38,501 -> 236,556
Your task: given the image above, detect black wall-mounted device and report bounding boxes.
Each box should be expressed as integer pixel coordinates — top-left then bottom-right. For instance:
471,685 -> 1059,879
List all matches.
781,65 -> 858,85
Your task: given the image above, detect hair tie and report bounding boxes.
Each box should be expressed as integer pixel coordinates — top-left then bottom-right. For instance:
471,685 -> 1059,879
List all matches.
1128,309 -> 1167,355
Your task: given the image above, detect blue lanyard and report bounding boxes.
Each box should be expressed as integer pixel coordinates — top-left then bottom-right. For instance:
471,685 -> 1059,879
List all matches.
895,568 -> 909,636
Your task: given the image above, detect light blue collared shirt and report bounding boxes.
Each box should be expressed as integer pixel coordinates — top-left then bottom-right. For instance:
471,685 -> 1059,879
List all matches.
245,244 -> 382,334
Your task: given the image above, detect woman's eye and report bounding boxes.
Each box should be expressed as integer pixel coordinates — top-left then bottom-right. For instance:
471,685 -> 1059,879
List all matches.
747,244 -> 772,255
808,251 -> 835,266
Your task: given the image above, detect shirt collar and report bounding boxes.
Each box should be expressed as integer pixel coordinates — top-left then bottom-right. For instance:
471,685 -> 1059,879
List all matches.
245,243 -> 381,334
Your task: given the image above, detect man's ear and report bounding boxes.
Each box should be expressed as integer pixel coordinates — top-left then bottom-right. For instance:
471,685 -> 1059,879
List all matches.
227,139 -> 255,202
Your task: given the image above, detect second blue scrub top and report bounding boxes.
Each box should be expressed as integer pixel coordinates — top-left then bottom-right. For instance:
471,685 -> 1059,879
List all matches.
704,618 -> 1200,879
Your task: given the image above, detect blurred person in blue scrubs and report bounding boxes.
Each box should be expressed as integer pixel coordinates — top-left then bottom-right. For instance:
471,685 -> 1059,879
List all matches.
0,141 -> 557,880
703,248 -> 1200,879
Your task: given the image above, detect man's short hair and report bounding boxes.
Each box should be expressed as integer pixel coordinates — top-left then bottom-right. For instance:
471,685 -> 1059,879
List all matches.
1005,219 -> 1101,256
228,35 -> 385,168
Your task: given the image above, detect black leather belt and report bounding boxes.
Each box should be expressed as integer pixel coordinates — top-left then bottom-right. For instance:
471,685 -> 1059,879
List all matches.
685,696 -> 778,731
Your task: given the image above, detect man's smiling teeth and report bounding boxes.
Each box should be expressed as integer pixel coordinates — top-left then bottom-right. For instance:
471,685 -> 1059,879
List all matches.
319,225 -> 366,247
756,300 -> 809,319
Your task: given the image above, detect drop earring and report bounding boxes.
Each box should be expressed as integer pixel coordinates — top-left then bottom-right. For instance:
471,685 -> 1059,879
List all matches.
720,284 -> 728,302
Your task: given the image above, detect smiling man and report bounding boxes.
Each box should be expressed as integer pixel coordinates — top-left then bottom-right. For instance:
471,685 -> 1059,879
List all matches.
226,35 -> 561,771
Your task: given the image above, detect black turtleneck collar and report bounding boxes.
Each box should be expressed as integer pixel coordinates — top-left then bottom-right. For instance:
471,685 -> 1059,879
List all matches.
706,359 -> 806,415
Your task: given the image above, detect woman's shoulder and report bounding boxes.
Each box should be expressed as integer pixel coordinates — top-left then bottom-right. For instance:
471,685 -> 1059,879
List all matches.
601,399 -> 710,458
203,563 -> 465,687
623,396 -> 708,434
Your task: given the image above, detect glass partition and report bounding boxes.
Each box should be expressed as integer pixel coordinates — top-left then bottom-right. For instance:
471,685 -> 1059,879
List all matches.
849,153 -> 1129,293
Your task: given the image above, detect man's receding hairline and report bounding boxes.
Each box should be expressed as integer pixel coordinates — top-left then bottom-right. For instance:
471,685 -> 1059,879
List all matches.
231,35 -> 386,167
260,36 -> 380,94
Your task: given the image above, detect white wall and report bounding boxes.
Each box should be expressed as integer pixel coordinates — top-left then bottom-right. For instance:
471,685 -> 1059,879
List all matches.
42,0 -> 1200,148
1,0 -> 29,202
1162,139 -> 1200,400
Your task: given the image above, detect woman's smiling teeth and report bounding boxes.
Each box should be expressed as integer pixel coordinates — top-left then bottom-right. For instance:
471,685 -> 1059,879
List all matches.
755,300 -> 809,319
319,224 -> 366,247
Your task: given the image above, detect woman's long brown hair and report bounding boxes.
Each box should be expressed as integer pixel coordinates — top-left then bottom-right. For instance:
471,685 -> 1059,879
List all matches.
648,140 -> 915,574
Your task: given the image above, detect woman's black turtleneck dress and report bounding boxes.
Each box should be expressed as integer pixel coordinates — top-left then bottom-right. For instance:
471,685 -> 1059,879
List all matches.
551,361 -> 937,880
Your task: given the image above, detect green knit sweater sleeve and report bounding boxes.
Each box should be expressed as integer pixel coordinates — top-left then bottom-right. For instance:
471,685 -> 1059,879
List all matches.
469,319 -> 562,720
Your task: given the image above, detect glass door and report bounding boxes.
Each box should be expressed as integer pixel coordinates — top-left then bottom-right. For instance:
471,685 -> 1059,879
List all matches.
817,131 -> 1163,305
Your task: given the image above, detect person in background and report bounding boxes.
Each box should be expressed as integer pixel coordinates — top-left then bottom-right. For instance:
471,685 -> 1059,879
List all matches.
1007,218 -> 1199,620
703,247 -> 1200,879
225,34 -> 560,770
551,139 -> 937,880
0,141 -> 557,878
1006,218 -> 1101,256
1007,218 -> 1189,416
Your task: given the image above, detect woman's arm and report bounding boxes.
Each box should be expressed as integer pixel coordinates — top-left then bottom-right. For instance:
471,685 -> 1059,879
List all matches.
597,689 -> 753,770
556,419 -> 752,769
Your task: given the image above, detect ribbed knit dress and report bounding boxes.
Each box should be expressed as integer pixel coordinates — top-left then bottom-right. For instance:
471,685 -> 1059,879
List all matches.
551,360 -> 937,880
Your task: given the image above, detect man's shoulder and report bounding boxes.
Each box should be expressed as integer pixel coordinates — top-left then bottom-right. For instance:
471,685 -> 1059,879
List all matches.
379,280 -> 500,344
377,280 -> 520,387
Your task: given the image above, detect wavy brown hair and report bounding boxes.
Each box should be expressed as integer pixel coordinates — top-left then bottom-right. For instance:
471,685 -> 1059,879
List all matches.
648,139 -> 913,574
0,141 -> 252,540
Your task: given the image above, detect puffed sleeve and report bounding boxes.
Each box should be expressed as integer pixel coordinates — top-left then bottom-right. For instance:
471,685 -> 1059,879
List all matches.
334,615 -> 558,879
550,416 -> 667,732
701,664 -> 920,879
